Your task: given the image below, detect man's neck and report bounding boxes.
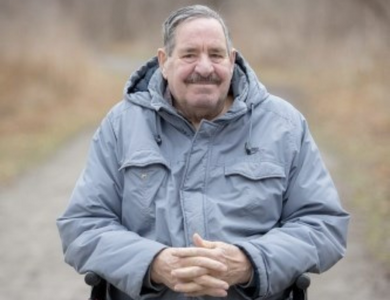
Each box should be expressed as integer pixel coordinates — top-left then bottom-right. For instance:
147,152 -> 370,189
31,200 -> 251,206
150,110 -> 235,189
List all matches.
163,87 -> 233,130
185,94 -> 234,130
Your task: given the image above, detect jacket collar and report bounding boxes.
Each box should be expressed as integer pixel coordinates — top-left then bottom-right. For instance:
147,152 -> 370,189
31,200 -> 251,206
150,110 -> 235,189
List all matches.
124,52 -> 268,113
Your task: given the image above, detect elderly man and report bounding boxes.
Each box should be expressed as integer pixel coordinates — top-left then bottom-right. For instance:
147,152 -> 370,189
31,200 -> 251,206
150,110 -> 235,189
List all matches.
57,5 -> 349,300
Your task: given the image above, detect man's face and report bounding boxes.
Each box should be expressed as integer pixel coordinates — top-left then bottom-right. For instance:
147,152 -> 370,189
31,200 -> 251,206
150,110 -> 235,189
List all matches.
158,18 -> 236,121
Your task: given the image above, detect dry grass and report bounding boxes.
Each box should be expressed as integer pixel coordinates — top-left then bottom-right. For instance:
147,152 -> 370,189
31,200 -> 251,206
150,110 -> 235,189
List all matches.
0,20 -> 122,184
319,62 -> 390,267
0,60 -> 120,183
1,0 -> 389,273
259,52 -> 390,269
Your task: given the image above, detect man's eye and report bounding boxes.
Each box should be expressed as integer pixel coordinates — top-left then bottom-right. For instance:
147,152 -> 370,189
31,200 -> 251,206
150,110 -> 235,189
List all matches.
183,54 -> 195,59
210,54 -> 224,61
182,54 -> 197,62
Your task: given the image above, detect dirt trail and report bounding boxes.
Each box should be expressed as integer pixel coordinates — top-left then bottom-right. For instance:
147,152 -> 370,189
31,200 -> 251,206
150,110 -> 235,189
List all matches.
0,130 -> 92,299
0,127 -> 388,300
0,58 -> 388,299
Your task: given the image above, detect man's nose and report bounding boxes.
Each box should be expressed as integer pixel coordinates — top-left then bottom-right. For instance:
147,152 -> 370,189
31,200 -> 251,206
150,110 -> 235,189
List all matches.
194,54 -> 213,76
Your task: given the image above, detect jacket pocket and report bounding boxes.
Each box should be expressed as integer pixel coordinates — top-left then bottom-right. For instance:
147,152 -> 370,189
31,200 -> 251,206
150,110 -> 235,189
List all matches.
210,161 -> 287,234
224,160 -> 285,180
120,151 -> 170,233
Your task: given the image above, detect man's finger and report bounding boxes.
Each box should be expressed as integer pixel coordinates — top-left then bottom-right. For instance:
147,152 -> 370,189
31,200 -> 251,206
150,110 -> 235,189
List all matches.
193,274 -> 229,290
174,281 -> 203,294
171,266 -> 208,279
174,280 -> 228,298
173,256 -> 227,272
193,233 -> 217,249
185,287 -> 228,298
172,270 -> 229,290
172,246 -> 225,262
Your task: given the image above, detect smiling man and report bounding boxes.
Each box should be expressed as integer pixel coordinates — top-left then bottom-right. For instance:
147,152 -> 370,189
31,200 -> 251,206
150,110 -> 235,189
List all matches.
158,16 -> 235,127
57,5 -> 349,300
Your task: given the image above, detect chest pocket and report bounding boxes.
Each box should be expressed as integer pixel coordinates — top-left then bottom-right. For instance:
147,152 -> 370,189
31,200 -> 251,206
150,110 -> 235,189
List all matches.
225,160 -> 285,180
221,160 -> 287,227
119,151 -> 170,233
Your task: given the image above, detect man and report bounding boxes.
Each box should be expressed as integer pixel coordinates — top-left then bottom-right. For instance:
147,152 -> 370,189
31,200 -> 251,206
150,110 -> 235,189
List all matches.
57,5 -> 349,300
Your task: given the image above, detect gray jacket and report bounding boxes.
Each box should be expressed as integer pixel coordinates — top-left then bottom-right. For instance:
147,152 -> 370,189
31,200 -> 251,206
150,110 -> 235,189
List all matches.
57,53 -> 349,300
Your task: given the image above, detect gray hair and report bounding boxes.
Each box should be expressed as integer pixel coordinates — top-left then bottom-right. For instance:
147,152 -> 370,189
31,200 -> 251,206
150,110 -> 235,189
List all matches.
162,5 -> 233,56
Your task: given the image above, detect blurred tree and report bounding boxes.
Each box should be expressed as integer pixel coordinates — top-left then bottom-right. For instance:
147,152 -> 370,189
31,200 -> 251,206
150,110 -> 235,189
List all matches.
111,0 -> 131,41
359,0 -> 390,23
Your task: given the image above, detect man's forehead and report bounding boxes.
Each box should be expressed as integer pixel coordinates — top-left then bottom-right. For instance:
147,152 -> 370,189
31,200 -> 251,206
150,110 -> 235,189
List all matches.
175,44 -> 227,53
174,18 -> 227,48
176,17 -> 225,37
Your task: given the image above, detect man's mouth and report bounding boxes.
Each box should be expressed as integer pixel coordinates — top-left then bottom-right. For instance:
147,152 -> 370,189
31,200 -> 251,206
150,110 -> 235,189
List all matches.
185,73 -> 221,85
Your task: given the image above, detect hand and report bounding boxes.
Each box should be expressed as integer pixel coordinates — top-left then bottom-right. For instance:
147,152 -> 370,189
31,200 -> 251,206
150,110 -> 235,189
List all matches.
150,248 -> 180,291
191,233 -> 253,286
150,246 -> 229,297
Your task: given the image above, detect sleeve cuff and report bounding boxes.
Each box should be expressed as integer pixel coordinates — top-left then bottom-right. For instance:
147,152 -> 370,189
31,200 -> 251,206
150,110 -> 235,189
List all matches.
142,266 -> 165,292
237,269 -> 256,288
140,249 -> 167,296
234,243 -> 263,298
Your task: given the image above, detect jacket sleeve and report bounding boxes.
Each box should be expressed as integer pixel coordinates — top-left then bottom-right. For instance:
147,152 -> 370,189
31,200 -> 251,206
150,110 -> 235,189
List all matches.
235,116 -> 350,299
56,114 -> 167,300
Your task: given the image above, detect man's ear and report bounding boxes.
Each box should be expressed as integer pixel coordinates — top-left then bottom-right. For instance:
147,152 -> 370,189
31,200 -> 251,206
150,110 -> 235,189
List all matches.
157,48 -> 168,79
230,48 -> 237,73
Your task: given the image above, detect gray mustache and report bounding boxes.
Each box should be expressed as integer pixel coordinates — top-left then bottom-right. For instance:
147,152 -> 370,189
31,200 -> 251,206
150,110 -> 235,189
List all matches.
185,73 -> 222,84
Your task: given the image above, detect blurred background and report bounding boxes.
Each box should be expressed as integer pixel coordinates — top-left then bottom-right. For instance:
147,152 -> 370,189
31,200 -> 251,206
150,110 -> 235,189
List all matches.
0,0 -> 389,299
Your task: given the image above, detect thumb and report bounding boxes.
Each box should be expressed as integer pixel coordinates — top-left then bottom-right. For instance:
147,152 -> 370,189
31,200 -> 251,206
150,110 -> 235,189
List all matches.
193,233 -> 216,249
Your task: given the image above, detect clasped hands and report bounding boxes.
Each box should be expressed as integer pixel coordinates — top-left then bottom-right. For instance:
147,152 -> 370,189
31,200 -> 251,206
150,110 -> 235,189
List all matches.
151,233 -> 253,297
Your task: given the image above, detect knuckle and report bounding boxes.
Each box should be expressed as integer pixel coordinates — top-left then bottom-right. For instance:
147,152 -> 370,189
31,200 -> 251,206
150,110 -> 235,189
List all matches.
194,266 -> 206,276
214,247 -> 226,258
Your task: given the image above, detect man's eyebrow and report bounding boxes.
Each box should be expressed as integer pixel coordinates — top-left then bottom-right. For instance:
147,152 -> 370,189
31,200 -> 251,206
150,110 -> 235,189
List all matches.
177,46 -> 198,52
177,45 -> 226,52
209,47 -> 226,53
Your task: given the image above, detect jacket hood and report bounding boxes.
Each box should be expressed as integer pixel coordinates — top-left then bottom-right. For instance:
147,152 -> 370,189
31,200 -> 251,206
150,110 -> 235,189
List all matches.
123,52 -> 269,154
123,51 -> 269,110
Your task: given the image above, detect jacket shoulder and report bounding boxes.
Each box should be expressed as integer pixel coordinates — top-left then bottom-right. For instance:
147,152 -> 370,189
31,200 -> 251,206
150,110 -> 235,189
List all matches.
106,100 -> 132,121
260,94 -> 305,128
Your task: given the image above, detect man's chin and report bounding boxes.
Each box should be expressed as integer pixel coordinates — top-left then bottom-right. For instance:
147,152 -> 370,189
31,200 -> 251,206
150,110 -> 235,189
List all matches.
189,98 -> 221,111
189,82 -> 218,86
188,85 -> 218,95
